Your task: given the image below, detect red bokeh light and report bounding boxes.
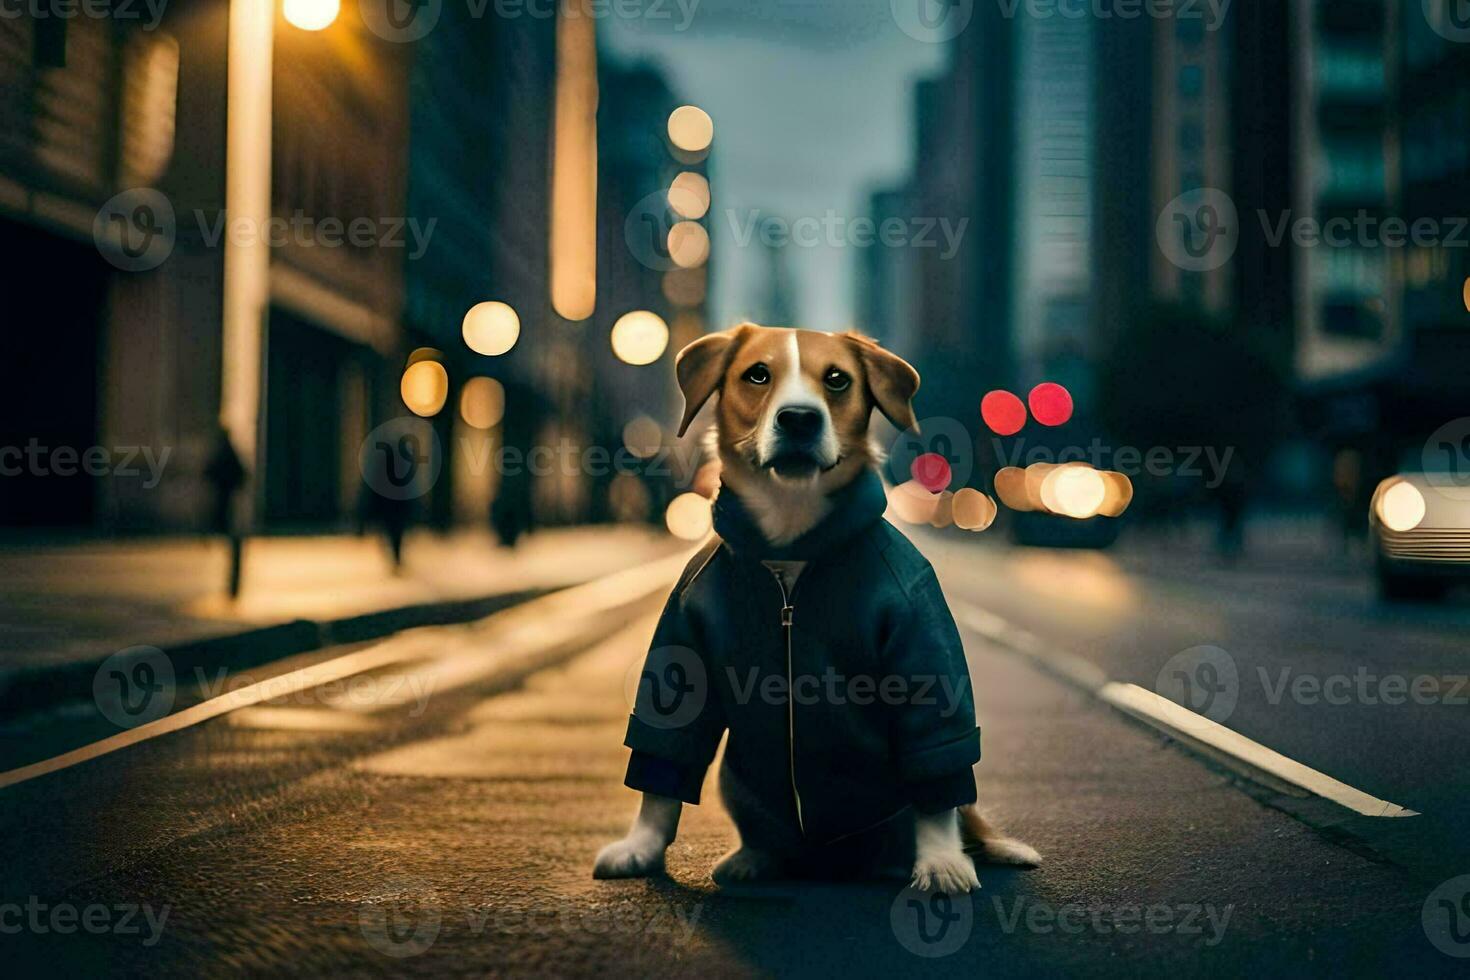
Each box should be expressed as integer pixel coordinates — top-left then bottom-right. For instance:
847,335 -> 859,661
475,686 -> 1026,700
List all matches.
911,453 -> 952,493
981,390 -> 1027,436
1028,382 -> 1073,427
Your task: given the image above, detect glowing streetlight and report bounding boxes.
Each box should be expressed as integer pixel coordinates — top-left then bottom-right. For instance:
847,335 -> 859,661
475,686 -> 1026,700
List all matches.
667,220 -> 710,269
283,0 -> 339,31
668,171 -> 710,219
611,311 -> 669,366
668,105 -> 713,153
460,377 -> 505,430
665,492 -> 712,540
462,301 -> 520,356
401,359 -> 449,418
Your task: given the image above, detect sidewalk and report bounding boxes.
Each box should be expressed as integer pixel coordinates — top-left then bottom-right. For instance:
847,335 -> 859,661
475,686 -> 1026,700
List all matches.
0,526 -> 681,716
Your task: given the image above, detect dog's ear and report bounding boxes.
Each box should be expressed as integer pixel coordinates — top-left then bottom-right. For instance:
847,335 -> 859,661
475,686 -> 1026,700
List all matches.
675,325 -> 745,437
844,332 -> 919,433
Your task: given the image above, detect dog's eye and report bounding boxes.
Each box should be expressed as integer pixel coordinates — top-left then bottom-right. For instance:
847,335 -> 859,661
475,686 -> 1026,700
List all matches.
824,369 -> 851,392
742,363 -> 771,385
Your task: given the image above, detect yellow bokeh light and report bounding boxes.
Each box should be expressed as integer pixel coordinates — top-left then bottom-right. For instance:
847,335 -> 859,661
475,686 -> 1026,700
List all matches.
462,301 -> 520,356
887,480 -> 939,525
459,376 -> 505,430
928,490 -> 955,529
663,267 -> 707,307
993,467 -> 1030,512
665,492 -> 713,540
1462,277 -> 1470,313
610,310 -> 669,366
1377,480 -> 1426,533
668,105 -> 714,153
668,220 -> 710,269
622,416 -> 663,459
1042,465 -> 1107,520
283,0 -> 339,31
1098,471 -> 1134,518
401,360 -> 449,418
953,488 -> 998,531
668,171 -> 710,220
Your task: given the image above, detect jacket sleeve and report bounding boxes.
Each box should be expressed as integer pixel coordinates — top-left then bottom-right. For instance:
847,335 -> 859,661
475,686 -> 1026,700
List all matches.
883,567 -> 981,813
622,578 -> 726,803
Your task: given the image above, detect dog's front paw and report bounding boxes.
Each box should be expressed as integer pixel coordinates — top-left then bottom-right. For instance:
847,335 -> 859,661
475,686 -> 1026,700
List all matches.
593,833 -> 667,879
711,847 -> 781,886
910,849 -> 980,894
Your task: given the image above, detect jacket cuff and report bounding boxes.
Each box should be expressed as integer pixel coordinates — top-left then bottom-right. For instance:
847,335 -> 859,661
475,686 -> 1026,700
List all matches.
624,751 -> 705,805
623,714 -> 721,768
895,727 -> 981,782
909,769 -> 978,814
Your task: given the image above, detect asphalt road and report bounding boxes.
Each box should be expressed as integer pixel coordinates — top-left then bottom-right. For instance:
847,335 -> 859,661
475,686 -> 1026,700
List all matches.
1,539 -> 1467,976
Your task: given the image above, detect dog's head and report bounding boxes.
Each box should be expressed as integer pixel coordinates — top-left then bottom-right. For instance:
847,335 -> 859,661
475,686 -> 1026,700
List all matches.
675,323 -> 919,493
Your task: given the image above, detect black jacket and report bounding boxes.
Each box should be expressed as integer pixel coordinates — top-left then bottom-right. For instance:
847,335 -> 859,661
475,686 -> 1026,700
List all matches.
623,469 -> 980,845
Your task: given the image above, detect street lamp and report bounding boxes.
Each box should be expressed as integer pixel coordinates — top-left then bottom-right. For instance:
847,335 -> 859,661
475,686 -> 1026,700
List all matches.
283,0 -> 339,31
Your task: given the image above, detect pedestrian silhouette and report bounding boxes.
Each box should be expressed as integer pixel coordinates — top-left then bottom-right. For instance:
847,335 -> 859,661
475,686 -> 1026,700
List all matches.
203,425 -> 248,598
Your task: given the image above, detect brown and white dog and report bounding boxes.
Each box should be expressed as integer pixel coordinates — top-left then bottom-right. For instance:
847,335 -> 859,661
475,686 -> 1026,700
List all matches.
594,323 -> 1040,891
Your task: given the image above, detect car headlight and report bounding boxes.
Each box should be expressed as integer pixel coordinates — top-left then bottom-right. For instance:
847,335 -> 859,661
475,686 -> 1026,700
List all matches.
1376,481 -> 1426,533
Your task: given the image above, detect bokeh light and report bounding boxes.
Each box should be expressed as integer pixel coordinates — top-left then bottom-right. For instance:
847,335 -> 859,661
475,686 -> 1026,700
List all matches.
283,0 -> 339,31
1378,480 -> 1426,532
1462,277 -> 1470,313
1028,382 -> 1074,427
401,359 -> 449,417
981,390 -> 1027,436
668,171 -> 710,219
611,311 -> 670,365
953,488 -> 998,531
668,105 -> 714,153
665,492 -> 713,540
622,415 -> 663,459
663,267 -> 707,307
462,301 -> 520,356
459,376 -> 505,430
911,453 -> 952,493
993,466 -> 1030,512
668,221 -> 710,268
1099,471 -> 1134,517
887,480 -> 940,525
928,491 -> 955,529
1042,465 -> 1107,519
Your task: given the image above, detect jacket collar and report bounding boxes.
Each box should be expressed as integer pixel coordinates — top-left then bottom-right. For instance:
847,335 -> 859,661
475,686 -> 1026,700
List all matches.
713,468 -> 889,561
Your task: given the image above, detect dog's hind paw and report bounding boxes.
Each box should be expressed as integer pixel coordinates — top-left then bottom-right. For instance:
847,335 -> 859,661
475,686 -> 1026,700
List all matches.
712,847 -> 781,886
592,833 -> 667,879
976,837 -> 1042,868
910,850 -> 980,894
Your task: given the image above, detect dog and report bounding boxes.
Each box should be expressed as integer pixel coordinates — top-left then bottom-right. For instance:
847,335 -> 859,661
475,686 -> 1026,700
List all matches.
594,323 -> 1040,892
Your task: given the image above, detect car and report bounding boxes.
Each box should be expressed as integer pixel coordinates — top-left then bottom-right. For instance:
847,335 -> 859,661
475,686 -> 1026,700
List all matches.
1369,471 -> 1470,600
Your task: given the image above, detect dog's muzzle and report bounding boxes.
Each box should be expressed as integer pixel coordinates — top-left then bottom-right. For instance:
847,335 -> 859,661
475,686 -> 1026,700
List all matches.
766,407 -> 833,477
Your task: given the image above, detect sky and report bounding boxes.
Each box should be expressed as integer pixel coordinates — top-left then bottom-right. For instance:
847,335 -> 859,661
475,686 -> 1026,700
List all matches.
602,0 -> 951,331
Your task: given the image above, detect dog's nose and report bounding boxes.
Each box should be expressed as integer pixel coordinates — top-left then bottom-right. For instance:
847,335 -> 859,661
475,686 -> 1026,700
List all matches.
776,407 -> 823,441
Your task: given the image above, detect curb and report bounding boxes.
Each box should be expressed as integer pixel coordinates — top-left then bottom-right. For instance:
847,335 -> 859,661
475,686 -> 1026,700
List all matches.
0,587 -> 549,723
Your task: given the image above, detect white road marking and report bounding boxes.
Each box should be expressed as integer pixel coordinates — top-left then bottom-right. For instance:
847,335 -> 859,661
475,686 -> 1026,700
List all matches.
953,600 -> 1420,820
0,551 -> 692,791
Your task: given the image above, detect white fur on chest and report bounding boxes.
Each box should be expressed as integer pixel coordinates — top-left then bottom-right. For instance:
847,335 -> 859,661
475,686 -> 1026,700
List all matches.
723,479 -> 831,547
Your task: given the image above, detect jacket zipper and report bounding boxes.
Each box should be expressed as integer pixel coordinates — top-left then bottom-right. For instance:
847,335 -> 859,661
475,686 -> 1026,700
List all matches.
768,567 -> 805,839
